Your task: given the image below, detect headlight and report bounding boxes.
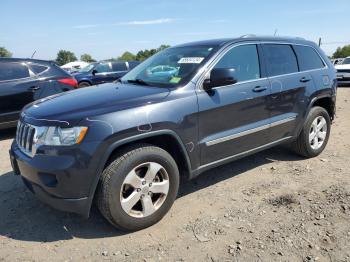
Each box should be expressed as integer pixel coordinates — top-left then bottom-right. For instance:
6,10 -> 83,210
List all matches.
34,126 -> 88,146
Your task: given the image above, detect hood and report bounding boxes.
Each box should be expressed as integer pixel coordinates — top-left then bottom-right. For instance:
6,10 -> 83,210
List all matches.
23,83 -> 170,125
335,64 -> 350,70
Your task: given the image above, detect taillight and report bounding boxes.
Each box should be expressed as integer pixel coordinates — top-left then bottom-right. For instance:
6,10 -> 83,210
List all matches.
58,78 -> 78,88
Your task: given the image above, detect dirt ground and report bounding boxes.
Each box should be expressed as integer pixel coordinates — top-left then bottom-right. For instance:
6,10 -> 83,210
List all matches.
0,88 -> 349,262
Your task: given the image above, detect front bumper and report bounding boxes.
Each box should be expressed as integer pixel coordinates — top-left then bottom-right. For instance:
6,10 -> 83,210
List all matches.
9,141 -> 101,217
336,72 -> 350,86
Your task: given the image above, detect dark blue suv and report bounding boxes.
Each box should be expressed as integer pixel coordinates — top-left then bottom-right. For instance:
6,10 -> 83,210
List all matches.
73,61 -> 139,88
10,36 -> 337,231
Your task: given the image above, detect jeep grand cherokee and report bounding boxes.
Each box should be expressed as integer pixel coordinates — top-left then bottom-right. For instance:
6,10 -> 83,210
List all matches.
9,36 -> 337,231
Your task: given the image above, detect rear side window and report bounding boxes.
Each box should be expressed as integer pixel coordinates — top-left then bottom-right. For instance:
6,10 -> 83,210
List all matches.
263,44 -> 298,77
0,62 -> 30,81
214,44 -> 260,82
29,64 -> 48,74
112,62 -> 127,71
294,45 -> 325,71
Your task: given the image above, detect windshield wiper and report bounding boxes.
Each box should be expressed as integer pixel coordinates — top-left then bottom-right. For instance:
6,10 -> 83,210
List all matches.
127,79 -> 150,86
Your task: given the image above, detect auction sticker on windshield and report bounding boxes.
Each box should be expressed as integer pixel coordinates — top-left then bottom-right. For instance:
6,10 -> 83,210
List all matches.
169,76 -> 181,83
178,57 -> 204,64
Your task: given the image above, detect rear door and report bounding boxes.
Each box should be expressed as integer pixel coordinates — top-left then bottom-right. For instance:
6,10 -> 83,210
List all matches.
261,43 -> 316,142
0,62 -> 41,124
197,43 -> 272,165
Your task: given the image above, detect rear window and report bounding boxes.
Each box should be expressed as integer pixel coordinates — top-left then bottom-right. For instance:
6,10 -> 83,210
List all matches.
263,44 -> 299,77
29,64 -> 48,74
294,45 -> 325,71
112,62 -> 128,71
0,62 -> 30,81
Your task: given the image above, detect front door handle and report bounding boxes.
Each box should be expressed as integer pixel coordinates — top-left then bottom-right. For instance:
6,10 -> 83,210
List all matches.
252,86 -> 267,92
300,77 -> 312,83
28,86 -> 40,91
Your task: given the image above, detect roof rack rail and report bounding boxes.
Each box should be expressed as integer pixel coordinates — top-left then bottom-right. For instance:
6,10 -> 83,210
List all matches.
240,34 -> 256,38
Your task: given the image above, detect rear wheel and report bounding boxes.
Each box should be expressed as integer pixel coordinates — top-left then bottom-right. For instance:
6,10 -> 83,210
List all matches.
292,106 -> 331,157
97,145 -> 179,231
78,81 -> 91,88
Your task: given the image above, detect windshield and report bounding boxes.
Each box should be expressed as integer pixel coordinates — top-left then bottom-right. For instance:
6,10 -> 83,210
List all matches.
79,63 -> 96,73
121,45 -> 218,87
342,58 -> 350,65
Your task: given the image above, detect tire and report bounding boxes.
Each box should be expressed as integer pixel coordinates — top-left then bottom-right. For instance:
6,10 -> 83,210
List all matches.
78,81 -> 91,88
96,144 -> 179,231
292,106 -> 331,158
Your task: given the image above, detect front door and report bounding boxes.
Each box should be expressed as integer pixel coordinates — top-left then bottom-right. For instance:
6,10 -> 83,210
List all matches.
92,62 -> 114,85
197,44 -> 271,166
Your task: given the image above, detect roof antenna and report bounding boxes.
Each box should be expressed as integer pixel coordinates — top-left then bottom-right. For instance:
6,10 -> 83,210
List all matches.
274,29 -> 278,36
31,50 -> 36,59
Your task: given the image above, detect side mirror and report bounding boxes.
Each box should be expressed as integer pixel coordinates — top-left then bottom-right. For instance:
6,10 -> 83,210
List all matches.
203,68 -> 237,90
92,69 -> 98,75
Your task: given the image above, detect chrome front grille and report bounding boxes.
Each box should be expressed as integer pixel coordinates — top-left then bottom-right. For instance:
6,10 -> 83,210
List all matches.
16,121 -> 36,157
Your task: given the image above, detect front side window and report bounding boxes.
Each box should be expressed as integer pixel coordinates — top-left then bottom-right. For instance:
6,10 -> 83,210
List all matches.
0,62 -> 30,81
214,44 -> 260,82
94,63 -> 111,73
294,45 -> 325,71
121,45 -> 218,87
263,44 -> 298,77
79,63 -> 96,73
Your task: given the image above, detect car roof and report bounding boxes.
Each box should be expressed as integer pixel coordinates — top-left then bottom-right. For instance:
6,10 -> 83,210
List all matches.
174,35 -> 317,48
0,57 -> 54,65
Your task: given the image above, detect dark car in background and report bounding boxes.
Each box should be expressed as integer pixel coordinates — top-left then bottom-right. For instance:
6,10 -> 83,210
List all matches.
0,58 -> 77,129
73,61 -> 140,88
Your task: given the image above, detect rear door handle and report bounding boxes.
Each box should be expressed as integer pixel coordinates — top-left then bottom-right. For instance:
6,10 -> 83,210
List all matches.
28,86 -> 40,91
300,77 -> 312,83
252,86 -> 267,92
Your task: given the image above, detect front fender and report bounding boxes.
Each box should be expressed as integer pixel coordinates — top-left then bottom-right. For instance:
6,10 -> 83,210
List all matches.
84,129 -> 192,217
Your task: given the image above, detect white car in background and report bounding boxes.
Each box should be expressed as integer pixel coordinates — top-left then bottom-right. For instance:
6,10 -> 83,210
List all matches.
335,57 -> 350,86
61,61 -> 90,73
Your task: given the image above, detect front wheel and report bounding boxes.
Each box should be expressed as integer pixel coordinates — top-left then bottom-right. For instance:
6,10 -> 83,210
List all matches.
292,106 -> 331,158
97,145 -> 179,231
78,81 -> 91,88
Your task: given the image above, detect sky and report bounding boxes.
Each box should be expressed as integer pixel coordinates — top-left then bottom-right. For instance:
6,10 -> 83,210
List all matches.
0,0 -> 349,60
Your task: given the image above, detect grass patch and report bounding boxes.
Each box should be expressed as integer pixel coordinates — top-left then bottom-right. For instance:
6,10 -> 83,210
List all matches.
268,194 -> 298,207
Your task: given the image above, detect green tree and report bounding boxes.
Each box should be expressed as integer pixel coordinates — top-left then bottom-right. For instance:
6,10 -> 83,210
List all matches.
157,44 -> 170,52
80,53 -> 96,63
135,44 -> 170,61
118,51 -> 136,61
333,45 -> 350,58
55,50 -> 77,66
0,47 -> 12,57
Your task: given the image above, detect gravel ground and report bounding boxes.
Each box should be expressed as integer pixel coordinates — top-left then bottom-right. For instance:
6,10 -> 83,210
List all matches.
0,88 -> 349,262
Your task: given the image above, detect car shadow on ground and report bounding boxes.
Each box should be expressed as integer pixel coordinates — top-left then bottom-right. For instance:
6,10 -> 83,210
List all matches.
0,146 -> 303,243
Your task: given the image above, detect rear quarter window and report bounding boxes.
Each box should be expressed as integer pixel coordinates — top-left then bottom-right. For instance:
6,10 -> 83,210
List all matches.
293,45 -> 325,71
0,62 -> 30,81
28,64 -> 48,75
263,44 -> 299,77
